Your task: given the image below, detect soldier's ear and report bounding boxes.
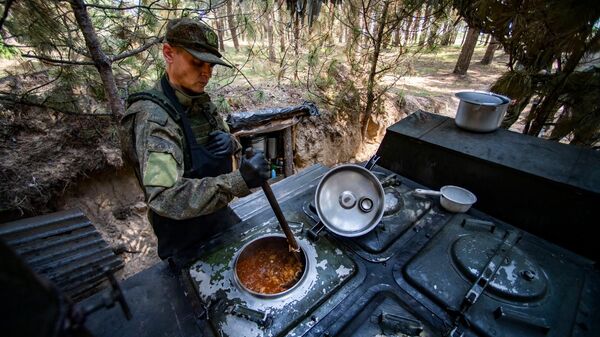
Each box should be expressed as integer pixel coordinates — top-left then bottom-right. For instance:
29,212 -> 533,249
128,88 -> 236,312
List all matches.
163,43 -> 175,64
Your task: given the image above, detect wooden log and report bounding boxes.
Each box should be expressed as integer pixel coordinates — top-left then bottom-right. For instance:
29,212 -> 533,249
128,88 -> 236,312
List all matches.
283,126 -> 294,177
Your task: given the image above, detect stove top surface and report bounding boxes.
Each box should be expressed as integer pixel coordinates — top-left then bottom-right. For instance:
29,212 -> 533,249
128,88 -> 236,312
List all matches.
399,214 -> 591,337
187,194 -> 359,337
183,165 -> 600,337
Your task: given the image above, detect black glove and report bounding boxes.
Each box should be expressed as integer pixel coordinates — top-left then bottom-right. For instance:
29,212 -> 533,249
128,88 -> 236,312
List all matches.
206,131 -> 235,157
240,150 -> 270,188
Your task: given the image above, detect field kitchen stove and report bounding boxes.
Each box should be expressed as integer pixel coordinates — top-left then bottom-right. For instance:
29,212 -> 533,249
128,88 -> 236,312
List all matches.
180,164 -> 600,337
82,113 -> 600,337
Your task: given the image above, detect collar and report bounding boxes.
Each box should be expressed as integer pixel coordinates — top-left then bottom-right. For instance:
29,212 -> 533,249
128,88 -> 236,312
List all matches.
174,87 -> 210,108
160,74 -> 211,108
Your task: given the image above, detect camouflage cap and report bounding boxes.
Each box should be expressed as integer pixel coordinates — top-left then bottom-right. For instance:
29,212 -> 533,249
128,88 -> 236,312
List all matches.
165,18 -> 232,68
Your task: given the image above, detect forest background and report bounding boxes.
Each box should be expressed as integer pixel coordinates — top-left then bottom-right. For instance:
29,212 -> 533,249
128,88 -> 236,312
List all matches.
1,0 -> 598,277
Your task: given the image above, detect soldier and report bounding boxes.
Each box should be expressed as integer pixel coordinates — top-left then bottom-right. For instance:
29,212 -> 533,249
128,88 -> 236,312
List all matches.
121,18 -> 270,261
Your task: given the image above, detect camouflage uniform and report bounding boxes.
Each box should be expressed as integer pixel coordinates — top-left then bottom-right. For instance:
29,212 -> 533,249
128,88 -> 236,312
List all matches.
121,77 -> 250,259
120,17 -> 271,260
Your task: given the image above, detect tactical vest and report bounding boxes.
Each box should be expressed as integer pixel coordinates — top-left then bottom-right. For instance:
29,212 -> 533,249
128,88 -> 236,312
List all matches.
126,76 -> 238,261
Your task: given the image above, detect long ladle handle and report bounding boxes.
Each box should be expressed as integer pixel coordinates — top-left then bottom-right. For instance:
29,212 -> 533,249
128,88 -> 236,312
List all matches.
245,148 -> 301,254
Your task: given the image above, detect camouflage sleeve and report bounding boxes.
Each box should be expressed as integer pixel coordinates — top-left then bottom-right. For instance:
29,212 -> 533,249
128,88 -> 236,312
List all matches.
130,101 -> 251,220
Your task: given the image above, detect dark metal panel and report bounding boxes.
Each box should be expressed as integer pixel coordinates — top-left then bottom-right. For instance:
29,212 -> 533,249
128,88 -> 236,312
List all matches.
0,208 -> 124,301
377,111 -> 600,262
81,262 -> 203,337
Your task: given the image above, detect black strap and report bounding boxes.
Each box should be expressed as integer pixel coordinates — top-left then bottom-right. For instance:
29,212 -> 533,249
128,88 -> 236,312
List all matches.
159,76 -> 208,178
126,80 -> 198,176
127,90 -> 180,123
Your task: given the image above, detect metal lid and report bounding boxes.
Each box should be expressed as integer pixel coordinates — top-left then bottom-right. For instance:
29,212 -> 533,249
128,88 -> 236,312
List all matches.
455,91 -> 510,106
315,164 -> 385,237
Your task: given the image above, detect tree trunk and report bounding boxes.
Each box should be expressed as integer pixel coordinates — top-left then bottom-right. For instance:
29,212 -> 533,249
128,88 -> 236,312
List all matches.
276,0 -> 286,54
283,126 -> 294,177
483,33 -> 491,46
266,2 -> 276,62
460,25 -> 468,46
214,10 -> 225,52
410,8 -> 421,43
439,21 -> 452,45
69,0 -> 123,119
403,15 -> 413,46
362,0 -> 390,138
293,9 -> 300,56
426,10 -> 441,48
226,0 -> 239,52
449,21 -> 459,45
480,37 -> 499,65
418,3 -> 431,46
328,1 -> 336,43
392,26 -> 401,47
453,27 -> 478,75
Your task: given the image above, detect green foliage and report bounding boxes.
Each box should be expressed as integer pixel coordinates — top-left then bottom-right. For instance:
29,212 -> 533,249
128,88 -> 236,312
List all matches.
550,66 -> 600,145
214,95 -> 232,114
252,90 -> 266,104
0,39 -> 18,59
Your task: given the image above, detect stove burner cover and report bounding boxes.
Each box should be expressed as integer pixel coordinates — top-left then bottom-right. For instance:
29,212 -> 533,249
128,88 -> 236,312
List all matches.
451,234 -> 548,302
383,187 -> 404,216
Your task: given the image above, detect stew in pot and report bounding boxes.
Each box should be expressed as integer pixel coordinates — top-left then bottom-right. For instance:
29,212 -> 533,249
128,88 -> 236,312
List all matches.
236,238 -> 304,294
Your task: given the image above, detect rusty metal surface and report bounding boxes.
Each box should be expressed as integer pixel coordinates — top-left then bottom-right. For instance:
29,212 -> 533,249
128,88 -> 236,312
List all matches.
0,208 -> 123,300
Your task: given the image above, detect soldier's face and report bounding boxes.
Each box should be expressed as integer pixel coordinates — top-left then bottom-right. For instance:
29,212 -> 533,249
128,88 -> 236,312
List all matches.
165,45 -> 213,94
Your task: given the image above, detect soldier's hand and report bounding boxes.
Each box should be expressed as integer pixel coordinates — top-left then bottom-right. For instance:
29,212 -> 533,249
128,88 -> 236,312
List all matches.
206,131 -> 235,157
240,149 -> 270,189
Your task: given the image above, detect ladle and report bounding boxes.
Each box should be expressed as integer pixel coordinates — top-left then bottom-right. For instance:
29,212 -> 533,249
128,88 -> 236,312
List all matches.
413,185 -> 477,213
245,148 -> 302,261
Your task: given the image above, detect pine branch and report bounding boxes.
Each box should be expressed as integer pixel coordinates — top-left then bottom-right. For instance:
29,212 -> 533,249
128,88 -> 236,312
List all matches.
110,37 -> 162,62
21,53 -> 96,65
82,0 -> 224,12
21,37 -> 161,66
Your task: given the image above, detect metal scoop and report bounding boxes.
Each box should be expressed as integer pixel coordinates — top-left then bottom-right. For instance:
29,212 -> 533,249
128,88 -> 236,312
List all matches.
414,185 -> 477,213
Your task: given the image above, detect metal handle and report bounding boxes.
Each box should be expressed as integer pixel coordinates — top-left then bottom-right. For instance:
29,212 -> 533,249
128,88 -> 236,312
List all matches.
245,148 -> 301,255
231,304 -> 271,327
307,221 -> 325,241
373,312 -> 424,336
494,307 -> 550,334
364,154 -> 380,171
413,189 -> 442,197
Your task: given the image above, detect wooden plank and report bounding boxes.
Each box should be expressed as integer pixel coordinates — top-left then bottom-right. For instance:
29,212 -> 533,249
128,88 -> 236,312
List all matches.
283,126 -> 294,177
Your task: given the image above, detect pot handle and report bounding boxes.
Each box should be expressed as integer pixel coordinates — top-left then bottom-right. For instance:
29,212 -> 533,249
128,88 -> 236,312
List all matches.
364,154 -> 380,171
307,221 -> 325,241
413,189 -> 442,197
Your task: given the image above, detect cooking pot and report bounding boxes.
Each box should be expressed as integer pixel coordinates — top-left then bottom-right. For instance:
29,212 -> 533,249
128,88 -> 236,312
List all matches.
413,185 -> 477,213
308,164 -> 385,239
455,91 -> 510,132
234,234 -> 308,298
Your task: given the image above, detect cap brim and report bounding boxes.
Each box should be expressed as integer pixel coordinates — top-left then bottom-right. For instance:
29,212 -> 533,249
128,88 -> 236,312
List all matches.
184,47 -> 232,68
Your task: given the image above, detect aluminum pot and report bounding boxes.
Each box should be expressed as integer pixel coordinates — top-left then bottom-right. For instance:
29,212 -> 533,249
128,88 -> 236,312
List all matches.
234,234 -> 308,298
455,91 -> 510,132
414,185 -> 477,213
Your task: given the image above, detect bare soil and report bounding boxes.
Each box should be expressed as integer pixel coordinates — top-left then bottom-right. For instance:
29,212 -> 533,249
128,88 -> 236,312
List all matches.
1,47 -> 510,280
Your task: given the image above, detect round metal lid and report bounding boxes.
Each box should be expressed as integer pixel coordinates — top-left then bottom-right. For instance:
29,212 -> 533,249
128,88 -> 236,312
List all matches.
315,164 -> 385,237
452,234 -> 548,302
455,91 -> 510,106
